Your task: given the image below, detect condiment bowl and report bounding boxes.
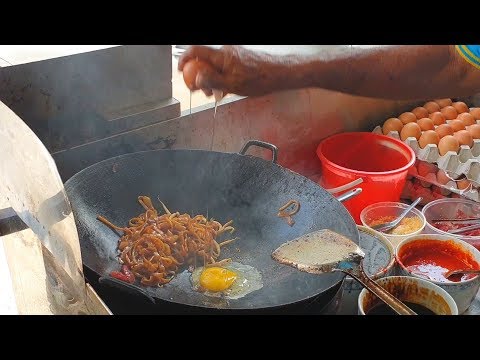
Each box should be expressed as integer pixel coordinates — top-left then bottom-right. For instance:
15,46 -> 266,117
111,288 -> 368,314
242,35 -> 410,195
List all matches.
360,201 -> 426,248
422,198 -> 480,251
358,275 -> 458,315
396,234 -> 480,314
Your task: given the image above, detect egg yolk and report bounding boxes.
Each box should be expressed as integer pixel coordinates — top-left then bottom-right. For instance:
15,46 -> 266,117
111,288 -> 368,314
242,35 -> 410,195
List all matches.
200,267 -> 237,292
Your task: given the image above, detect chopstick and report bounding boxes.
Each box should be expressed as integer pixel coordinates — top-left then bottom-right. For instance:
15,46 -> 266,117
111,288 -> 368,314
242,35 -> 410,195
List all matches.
431,217 -> 480,223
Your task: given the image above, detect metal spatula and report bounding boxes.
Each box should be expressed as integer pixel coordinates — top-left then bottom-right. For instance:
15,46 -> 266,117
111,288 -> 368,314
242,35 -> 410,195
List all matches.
272,229 -> 417,315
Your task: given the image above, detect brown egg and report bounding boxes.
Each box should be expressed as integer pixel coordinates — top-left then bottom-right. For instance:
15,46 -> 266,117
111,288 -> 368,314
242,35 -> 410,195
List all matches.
399,112 -> 417,125
453,130 -> 474,147
418,130 -> 440,149
382,117 -> 403,135
435,124 -> 454,138
400,122 -> 422,141
470,108 -> 480,120
457,178 -> 471,191
412,107 -> 429,119
449,119 -> 466,132
436,169 -> 452,185
467,124 -> 480,139
424,101 -> 441,113
429,111 -> 446,126
417,118 -> 435,131
457,112 -> 476,126
452,101 -> 469,114
434,99 -> 452,108
441,106 -> 458,120
438,135 -> 460,155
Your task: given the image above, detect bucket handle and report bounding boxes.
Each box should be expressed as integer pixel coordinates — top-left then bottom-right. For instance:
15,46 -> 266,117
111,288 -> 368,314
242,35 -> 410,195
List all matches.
326,178 -> 364,195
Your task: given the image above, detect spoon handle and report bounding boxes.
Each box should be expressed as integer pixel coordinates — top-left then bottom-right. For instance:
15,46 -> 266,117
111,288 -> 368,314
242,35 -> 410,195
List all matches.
374,197 -> 422,232
445,269 -> 480,278
395,197 -> 422,226
342,266 -> 417,315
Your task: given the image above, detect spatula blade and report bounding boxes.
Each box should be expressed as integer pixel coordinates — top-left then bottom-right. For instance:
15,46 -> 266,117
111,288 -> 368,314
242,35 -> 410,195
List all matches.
272,229 -> 365,274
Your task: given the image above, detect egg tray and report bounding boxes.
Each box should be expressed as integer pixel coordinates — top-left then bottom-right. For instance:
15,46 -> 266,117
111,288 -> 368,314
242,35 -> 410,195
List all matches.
402,173 -> 480,204
372,125 -> 480,184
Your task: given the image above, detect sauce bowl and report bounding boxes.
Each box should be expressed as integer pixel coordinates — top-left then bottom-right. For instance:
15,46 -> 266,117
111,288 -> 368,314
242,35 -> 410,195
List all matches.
395,234 -> 480,314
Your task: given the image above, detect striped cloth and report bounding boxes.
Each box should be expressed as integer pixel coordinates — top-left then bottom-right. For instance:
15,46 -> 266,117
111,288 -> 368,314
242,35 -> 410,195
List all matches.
456,45 -> 480,70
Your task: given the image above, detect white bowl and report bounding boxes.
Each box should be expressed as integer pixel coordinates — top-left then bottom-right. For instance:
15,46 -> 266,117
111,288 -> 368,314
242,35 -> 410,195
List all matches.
360,201 -> 426,248
358,276 -> 458,315
395,234 -> 480,314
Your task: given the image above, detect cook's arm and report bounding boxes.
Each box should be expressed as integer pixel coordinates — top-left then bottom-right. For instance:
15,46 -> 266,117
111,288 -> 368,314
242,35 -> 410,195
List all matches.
178,45 -> 480,100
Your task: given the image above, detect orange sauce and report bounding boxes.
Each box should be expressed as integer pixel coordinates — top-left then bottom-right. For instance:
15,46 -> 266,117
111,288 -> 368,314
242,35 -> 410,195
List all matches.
398,240 -> 480,282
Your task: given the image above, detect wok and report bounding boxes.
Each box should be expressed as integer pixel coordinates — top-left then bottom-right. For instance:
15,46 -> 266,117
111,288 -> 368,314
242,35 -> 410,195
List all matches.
64,140 -> 360,314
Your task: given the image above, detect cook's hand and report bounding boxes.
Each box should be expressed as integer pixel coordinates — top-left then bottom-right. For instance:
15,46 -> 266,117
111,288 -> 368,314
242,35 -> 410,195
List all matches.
178,45 -> 277,97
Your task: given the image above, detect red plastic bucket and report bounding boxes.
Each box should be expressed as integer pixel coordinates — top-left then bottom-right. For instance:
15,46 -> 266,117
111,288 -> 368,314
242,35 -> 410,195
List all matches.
317,132 -> 415,224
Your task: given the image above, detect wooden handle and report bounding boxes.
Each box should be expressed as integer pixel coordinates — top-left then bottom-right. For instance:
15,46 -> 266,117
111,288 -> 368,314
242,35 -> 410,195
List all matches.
343,266 -> 417,315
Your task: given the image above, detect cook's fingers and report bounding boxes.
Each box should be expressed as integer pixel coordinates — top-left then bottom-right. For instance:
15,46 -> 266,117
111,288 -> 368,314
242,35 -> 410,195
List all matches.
202,88 -> 213,97
178,45 -> 225,72
196,67 -> 227,93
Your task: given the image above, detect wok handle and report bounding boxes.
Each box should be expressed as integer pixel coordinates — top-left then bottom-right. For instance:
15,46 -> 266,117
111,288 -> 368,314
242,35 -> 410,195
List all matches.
98,276 -> 156,304
341,265 -> 417,315
0,207 -> 28,236
239,140 -> 278,164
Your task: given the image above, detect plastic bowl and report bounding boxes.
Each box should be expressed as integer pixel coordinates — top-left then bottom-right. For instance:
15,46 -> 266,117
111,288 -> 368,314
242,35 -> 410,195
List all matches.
317,132 -> 415,224
360,201 -> 426,248
422,198 -> 480,251
396,234 -> 480,314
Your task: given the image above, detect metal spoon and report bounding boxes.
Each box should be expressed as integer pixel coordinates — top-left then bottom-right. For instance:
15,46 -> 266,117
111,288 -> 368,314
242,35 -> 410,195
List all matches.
272,229 -> 417,315
444,269 -> 480,279
371,197 -> 422,233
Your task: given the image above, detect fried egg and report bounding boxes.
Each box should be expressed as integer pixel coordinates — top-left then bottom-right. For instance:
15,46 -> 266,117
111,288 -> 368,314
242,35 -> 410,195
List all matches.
191,262 -> 263,299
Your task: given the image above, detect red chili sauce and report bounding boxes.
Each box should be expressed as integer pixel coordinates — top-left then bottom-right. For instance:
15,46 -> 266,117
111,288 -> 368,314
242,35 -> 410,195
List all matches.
398,240 -> 480,282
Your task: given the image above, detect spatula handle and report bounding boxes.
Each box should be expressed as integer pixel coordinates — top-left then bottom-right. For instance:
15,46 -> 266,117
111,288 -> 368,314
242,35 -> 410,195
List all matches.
342,266 -> 417,315
0,207 -> 28,236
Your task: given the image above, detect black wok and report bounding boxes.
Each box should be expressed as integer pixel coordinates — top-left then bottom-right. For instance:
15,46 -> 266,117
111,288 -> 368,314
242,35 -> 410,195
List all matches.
64,140 -> 360,314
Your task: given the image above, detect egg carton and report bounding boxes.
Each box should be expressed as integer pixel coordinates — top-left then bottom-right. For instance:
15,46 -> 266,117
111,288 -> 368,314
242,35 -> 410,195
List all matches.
401,175 -> 480,204
372,125 -> 480,185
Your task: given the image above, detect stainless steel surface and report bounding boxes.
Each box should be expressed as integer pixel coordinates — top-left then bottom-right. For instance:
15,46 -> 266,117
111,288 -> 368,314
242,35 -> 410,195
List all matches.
336,188 -> 362,203
371,197 -> 422,232
0,45 -> 180,153
51,89 -> 420,181
0,101 -> 88,314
